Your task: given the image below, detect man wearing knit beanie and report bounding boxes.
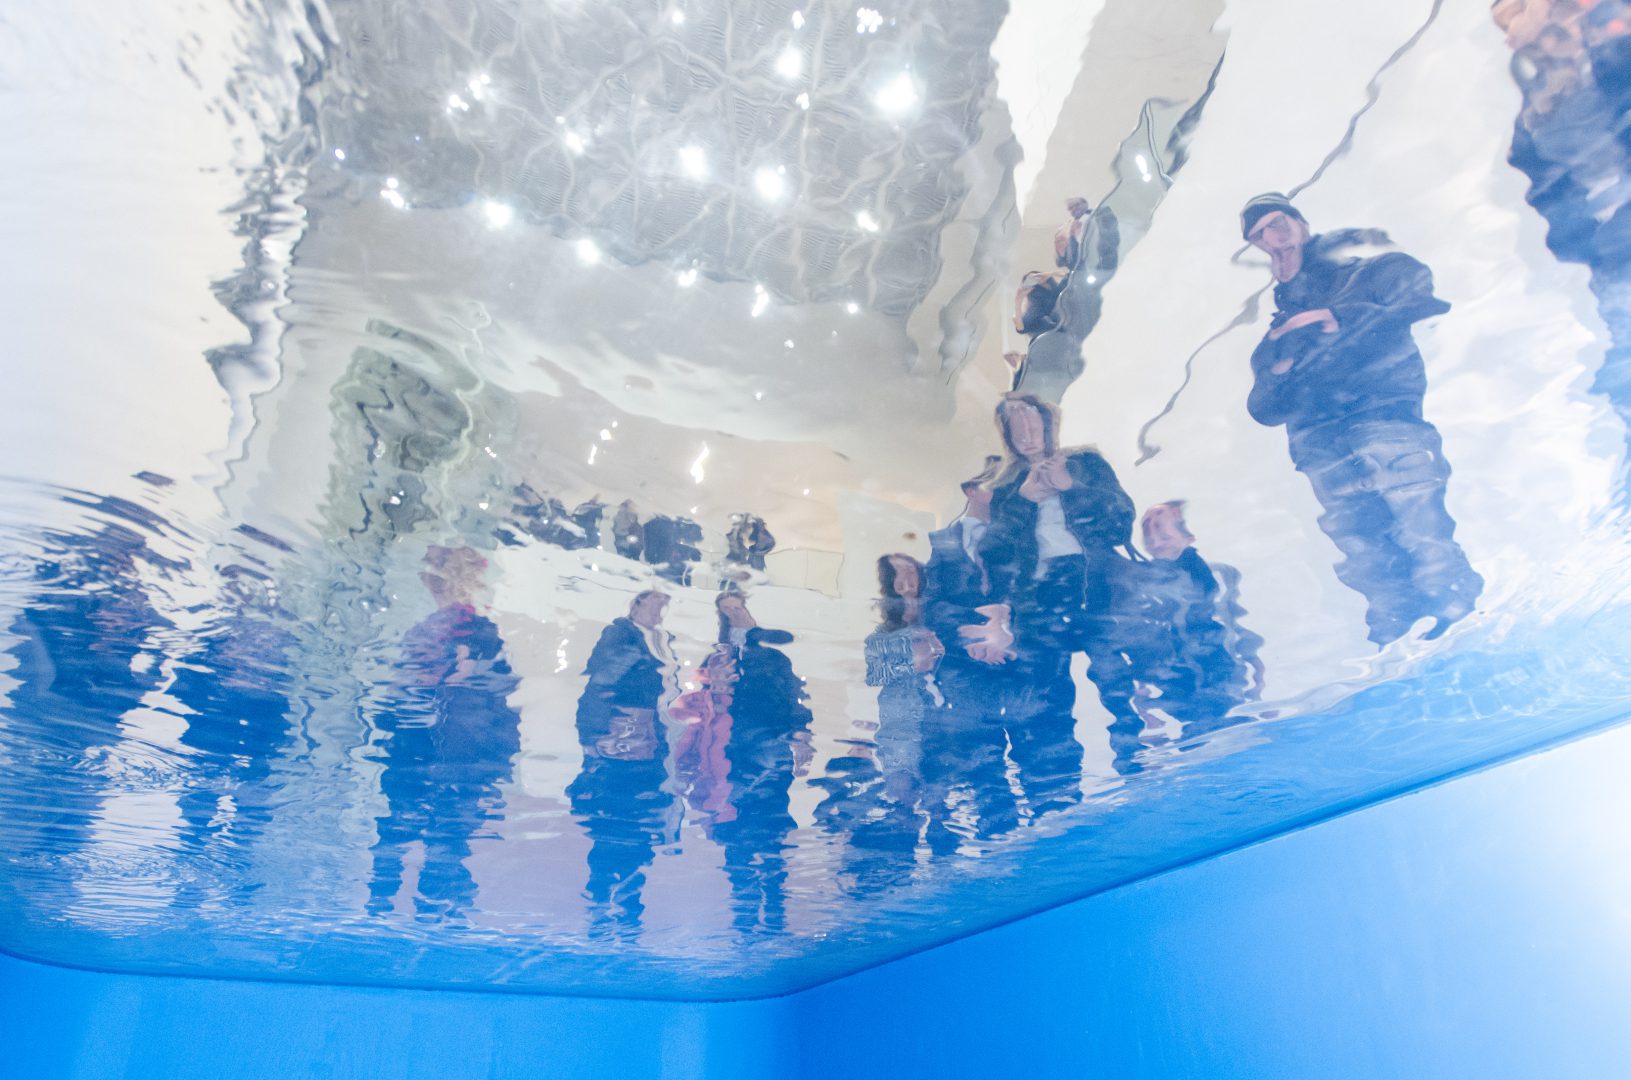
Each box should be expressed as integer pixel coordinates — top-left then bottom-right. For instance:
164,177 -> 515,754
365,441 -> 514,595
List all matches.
1239,193 -> 1483,644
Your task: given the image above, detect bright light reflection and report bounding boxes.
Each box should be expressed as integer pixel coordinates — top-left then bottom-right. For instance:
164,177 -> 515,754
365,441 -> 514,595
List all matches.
751,284 -> 770,317
754,167 -> 786,201
565,130 -> 586,155
846,301 -> 860,314
333,148 -> 346,161
678,145 -> 708,178
856,210 -> 880,232
792,10 -> 805,28
676,267 -> 698,287
690,444 -> 710,484
381,188 -> 407,210
875,72 -> 918,116
857,7 -> 883,33
482,200 -> 514,228
670,9 -> 685,24
796,92 -> 811,110
447,94 -> 471,112
576,238 -> 601,264
784,339 -> 795,349
599,429 -> 613,441
776,48 -> 802,79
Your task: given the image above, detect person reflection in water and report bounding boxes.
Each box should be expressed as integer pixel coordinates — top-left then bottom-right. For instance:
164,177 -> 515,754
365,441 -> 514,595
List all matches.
1011,197 -> 1121,402
4,496 -> 177,881
1242,193 -> 1483,644
700,590 -> 813,933
980,394 -> 1145,783
367,546 -> 521,921
568,590 -> 679,938
724,514 -> 777,572
864,554 -> 943,813
1127,502 -> 1263,742
920,456 -> 1020,853
813,556 -> 941,897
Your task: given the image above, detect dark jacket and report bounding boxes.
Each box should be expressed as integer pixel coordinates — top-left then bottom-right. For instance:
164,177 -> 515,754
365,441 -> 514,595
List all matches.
581,616 -> 666,708
1248,234 -> 1450,451
723,628 -> 811,804
923,521 -> 990,645
383,605 -> 522,794
980,449 -> 1137,604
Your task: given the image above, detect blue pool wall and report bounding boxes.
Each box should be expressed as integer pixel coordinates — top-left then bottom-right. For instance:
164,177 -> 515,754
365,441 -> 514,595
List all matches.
6,722 -> 1630,1080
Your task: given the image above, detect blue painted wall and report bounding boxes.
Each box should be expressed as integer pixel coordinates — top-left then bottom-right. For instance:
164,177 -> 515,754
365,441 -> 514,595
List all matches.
6,723 -> 1630,1079
792,723 -> 1631,1079
0,955 -> 789,1080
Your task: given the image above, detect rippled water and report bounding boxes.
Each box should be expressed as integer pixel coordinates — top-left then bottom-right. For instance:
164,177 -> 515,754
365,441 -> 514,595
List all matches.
4,0 -> 1631,999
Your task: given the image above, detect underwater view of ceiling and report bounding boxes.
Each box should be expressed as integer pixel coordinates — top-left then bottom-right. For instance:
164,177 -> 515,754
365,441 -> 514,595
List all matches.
4,0 -> 1631,998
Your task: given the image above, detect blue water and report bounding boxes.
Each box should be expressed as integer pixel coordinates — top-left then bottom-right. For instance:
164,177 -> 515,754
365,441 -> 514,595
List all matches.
4,0 -> 1631,1001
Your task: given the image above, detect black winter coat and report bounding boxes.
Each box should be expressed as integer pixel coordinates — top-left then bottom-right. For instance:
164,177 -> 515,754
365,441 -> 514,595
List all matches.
1248,234 -> 1450,452
980,449 -> 1136,604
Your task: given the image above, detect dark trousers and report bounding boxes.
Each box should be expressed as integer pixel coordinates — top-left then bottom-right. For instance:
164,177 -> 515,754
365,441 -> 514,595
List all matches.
921,660 -> 1021,852
1294,418 -> 1483,644
368,784 -> 489,918
567,759 -> 673,934
1010,554 -> 1148,780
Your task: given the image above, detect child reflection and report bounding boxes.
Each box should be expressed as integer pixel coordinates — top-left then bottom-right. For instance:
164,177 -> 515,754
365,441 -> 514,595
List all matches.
980,393 -> 1145,782
673,591 -> 812,934
567,589 -> 680,938
812,558 -> 941,896
864,554 -> 943,813
1127,502 -> 1264,742
1241,194 -> 1483,644
366,546 -> 521,921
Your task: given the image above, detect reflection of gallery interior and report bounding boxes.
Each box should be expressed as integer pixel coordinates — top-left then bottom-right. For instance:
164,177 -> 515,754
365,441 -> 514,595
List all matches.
4,1 -> 1631,1077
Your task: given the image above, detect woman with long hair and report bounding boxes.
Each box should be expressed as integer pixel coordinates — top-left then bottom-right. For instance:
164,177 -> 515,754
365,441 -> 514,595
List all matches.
979,393 -> 1146,787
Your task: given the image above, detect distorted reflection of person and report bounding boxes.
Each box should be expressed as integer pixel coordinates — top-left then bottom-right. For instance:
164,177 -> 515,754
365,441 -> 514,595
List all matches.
1242,193 -> 1484,645
169,566 -> 299,901
920,456 -> 1021,854
1011,197 -> 1121,402
707,589 -> 813,933
612,499 -> 644,560
642,514 -> 704,585
1499,2 -> 1631,473
1125,502 -> 1264,743
980,393 -> 1146,784
864,553 -> 944,812
567,589 -> 680,938
812,556 -> 941,897
724,513 -> 776,572
3,495 -> 177,882
367,545 -> 521,921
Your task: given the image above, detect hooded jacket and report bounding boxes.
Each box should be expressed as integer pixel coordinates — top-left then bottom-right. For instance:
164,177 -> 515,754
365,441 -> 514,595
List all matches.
1247,232 -> 1450,453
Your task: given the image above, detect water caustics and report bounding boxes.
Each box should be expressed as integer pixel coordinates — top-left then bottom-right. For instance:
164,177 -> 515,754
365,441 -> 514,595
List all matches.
5,0 -> 1631,999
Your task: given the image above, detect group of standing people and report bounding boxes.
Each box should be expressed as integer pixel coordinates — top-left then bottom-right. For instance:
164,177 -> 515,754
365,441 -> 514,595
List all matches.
848,186 -> 1488,847
361,186 -> 1490,926
863,392 -> 1261,838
